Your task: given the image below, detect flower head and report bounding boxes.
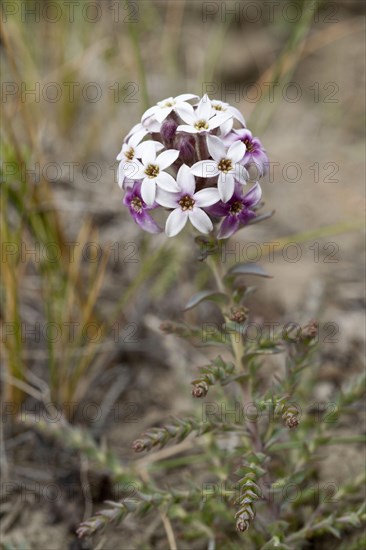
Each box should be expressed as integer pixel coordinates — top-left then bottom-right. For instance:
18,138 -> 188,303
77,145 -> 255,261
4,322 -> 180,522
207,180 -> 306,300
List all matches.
123,181 -> 161,234
156,164 -> 219,237
207,182 -> 262,239
117,94 -> 268,240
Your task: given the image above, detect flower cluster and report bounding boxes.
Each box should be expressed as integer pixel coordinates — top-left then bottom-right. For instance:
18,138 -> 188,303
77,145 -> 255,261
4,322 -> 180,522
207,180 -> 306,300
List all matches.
117,94 -> 268,239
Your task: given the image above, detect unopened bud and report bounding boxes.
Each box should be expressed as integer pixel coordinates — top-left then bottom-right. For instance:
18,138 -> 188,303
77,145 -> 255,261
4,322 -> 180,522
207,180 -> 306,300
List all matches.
301,320 -> 318,342
236,517 -> 250,532
161,118 -> 178,145
175,134 -> 196,164
229,306 -> 249,324
192,381 -> 209,398
132,439 -> 147,453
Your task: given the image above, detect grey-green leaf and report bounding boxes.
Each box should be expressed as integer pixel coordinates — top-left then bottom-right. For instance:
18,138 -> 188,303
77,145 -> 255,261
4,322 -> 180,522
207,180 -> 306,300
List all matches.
183,290 -> 229,311
227,263 -> 272,278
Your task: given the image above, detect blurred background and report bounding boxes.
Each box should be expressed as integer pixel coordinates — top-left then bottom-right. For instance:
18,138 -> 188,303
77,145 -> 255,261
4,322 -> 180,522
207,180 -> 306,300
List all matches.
1,0 -> 365,548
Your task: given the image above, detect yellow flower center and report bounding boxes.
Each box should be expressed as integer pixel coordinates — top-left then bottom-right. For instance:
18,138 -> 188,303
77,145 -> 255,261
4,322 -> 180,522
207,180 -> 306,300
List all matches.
124,147 -> 135,161
194,119 -> 209,131
243,138 -> 254,152
229,201 -> 243,216
178,195 -> 195,211
145,164 -> 160,178
218,158 -> 233,173
131,197 -> 143,213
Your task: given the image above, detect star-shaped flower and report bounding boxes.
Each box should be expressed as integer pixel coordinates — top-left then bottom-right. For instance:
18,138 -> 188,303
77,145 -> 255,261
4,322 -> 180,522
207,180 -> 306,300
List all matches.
156,164 -> 220,237
117,134 -> 163,189
123,181 -> 161,234
190,135 -> 248,202
210,99 -> 246,135
129,142 -> 180,206
141,94 -> 198,124
207,182 -> 262,239
176,95 -> 231,134
224,129 -> 269,176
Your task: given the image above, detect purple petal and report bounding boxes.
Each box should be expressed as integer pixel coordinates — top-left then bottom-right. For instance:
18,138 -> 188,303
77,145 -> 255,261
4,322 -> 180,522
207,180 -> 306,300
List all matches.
134,210 -> 162,234
243,182 -> 262,208
206,201 -> 230,218
218,216 -> 240,239
238,209 -> 256,225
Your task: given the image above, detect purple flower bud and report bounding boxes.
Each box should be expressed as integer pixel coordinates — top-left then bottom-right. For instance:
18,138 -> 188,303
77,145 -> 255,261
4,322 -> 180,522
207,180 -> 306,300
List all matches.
160,118 -> 178,145
175,134 -> 196,165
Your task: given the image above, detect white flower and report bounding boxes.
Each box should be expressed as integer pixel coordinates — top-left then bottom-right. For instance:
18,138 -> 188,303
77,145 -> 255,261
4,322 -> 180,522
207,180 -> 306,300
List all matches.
156,164 -> 220,237
129,142 -> 180,206
190,135 -> 248,202
176,94 -> 231,134
117,134 -> 164,189
210,100 -> 246,135
141,94 -> 198,124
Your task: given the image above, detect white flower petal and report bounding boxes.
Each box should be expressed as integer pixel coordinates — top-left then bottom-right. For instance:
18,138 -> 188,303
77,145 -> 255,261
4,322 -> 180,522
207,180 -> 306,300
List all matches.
189,207 -> 213,234
156,189 -> 180,208
141,105 -> 158,122
175,104 -> 195,124
193,187 -> 220,207
157,97 -> 174,107
191,160 -> 219,178
176,124 -> 198,134
156,171 -> 180,192
206,135 -> 227,161
165,208 -> 188,237
129,128 -> 147,147
157,149 -> 179,170
208,112 -> 232,130
142,116 -> 161,133
155,106 -> 172,123
196,95 -> 212,120
141,178 -> 156,206
229,106 -> 246,126
175,93 -> 199,102
116,147 -> 125,161
229,141 -> 246,163
135,140 -> 163,158
234,164 -> 249,184
117,162 -> 125,188
218,173 -> 235,202
176,164 -> 196,194
141,142 -> 157,165
125,160 -> 144,179
219,118 -> 233,136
